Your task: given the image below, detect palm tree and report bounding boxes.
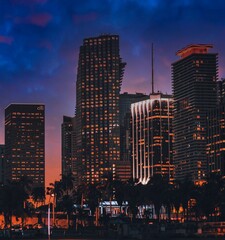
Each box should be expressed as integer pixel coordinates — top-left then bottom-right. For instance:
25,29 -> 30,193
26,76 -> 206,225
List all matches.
32,186 -> 45,208
145,175 -> 167,222
0,180 -> 30,229
57,190 -> 76,228
124,179 -> 141,221
179,178 -> 196,222
48,173 -> 78,228
171,182 -> 182,221
196,174 -> 223,221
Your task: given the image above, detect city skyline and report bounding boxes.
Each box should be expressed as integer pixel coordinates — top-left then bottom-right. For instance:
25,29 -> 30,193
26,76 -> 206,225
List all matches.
1,0 -> 225,186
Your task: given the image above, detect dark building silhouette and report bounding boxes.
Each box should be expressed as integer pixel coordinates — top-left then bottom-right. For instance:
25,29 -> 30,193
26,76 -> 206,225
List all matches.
117,92 -> 149,182
217,78 -> 225,104
207,78 -> 225,177
207,104 -> 225,176
131,93 -> 174,184
172,44 -> 218,182
119,92 -> 149,162
5,104 -> 45,188
75,34 -> 126,185
61,116 -> 74,176
0,145 -> 4,184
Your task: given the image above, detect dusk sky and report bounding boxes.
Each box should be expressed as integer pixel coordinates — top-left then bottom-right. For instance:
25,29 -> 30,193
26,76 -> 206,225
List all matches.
1,0 -> 225,186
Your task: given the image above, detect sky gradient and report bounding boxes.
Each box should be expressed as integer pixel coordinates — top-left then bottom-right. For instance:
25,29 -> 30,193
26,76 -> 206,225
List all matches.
1,0 -> 225,186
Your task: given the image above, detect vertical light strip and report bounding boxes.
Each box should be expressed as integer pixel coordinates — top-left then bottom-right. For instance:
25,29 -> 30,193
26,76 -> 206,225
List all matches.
151,99 -> 154,177
131,106 -> 135,180
135,105 -> 139,179
147,101 -> 150,180
143,102 -> 146,183
167,99 -> 171,181
139,103 -> 142,182
160,98 -> 162,176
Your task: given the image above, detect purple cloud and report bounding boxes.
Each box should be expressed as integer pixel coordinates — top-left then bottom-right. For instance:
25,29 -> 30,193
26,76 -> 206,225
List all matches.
15,13 -> 52,27
0,35 -> 14,44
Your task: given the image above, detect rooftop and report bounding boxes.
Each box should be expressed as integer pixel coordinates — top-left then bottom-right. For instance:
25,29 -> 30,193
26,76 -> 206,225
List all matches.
176,44 -> 213,58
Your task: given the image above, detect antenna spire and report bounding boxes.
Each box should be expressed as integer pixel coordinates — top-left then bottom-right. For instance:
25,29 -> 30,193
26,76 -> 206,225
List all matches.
151,43 -> 154,94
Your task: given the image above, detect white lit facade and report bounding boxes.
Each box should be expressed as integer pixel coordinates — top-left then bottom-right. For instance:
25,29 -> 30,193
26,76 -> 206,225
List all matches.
131,93 -> 174,184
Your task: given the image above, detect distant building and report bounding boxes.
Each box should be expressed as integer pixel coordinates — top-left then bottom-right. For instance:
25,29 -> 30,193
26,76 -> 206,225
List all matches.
119,92 -> 149,162
217,78 -> 225,104
131,93 -> 174,184
61,116 -> 74,176
117,92 -> 148,182
0,145 -> 4,184
5,104 -> 45,188
113,160 -> 132,182
75,34 -> 126,185
172,44 -> 218,182
207,104 -> 225,176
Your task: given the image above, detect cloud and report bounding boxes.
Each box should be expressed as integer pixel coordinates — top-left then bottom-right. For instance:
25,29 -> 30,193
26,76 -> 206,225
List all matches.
15,13 -> 52,27
0,35 -> 14,44
28,13 -> 52,27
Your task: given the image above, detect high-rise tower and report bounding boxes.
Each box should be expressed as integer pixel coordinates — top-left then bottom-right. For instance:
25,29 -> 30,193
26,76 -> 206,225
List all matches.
75,34 -> 126,185
61,116 -> 74,176
131,93 -> 174,184
119,92 -> 149,162
0,145 -> 4,184
5,104 -> 45,188
172,44 -> 218,182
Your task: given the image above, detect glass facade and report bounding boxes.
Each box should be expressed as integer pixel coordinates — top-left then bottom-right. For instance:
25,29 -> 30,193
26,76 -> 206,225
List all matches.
5,104 -> 45,188
75,35 -> 126,185
172,44 -> 218,182
131,93 -> 174,184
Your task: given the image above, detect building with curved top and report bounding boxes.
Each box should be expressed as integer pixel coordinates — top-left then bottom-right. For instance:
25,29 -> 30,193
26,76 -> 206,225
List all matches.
131,93 -> 174,184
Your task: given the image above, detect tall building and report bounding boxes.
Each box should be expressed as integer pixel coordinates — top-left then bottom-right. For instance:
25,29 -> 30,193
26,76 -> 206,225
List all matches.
131,93 -> 174,184
75,34 -> 126,185
119,92 -> 149,162
207,104 -> 225,176
172,44 -> 218,182
0,145 -> 4,184
5,104 -> 45,188
217,78 -> 225,104
61,116 -> 74,176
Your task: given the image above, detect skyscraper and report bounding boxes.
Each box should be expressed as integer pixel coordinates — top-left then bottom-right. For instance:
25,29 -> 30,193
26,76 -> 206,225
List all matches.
75,34 -> 126,185
207,104 -> 225,176
61,116 -> 74,176
217,78 -> 225,104
0,145 -> 4,184
131,93 -> 174,184
119,92 -> 149,162
172,44 -> 218,182
5,104 -> 45,188
207,78 -> 225,177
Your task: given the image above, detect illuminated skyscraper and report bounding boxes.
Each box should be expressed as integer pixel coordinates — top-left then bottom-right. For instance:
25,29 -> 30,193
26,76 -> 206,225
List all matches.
207,105 -> 225,176
5,104 -> 45,188
75,34 -> 126,185
131,93 -> 174,184
172,44 -> 218,182
207,78 -> 225,177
